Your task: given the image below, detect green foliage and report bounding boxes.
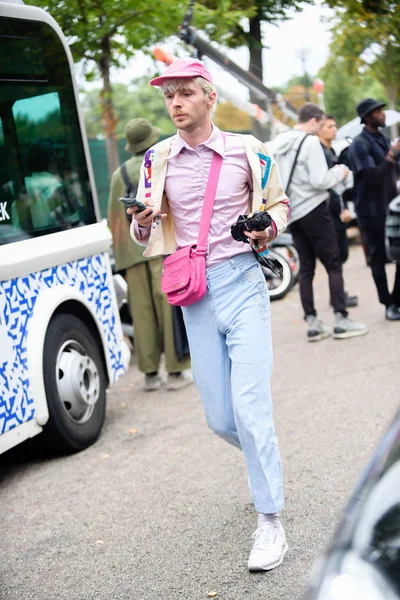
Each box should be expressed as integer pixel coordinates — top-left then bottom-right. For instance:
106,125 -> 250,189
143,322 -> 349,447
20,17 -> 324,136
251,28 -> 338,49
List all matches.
320,61 -> 387,126
31,0 -> 314,72
321,66 -> 356,126
214,101 -> 251,130
276,63 -> 388,126
283,75 -> 309,89
323,0 -> 400,107
31,0 -> 187,75
81,80 -> 176,139
195,0 -> 312,48
31,0 -> 316,158
30,0 -> 190,173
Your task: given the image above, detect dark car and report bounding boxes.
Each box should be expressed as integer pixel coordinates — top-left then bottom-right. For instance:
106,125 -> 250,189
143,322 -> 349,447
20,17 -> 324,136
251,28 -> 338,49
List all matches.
304,409 -> 400,599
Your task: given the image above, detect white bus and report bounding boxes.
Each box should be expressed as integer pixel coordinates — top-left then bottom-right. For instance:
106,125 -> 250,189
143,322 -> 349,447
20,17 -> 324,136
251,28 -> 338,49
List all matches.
0,1 -> 130,454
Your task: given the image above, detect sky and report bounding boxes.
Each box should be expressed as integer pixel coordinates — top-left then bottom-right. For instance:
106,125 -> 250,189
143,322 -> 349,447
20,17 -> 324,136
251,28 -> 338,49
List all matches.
195,1 -> 334,92
261,1 -> 334,87
197,1 -> 334,103
77,1 -> 334,100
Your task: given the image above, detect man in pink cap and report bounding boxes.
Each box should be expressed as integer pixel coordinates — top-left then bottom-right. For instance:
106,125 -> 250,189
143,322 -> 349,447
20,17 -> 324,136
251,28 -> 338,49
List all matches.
128,58 -> 290,572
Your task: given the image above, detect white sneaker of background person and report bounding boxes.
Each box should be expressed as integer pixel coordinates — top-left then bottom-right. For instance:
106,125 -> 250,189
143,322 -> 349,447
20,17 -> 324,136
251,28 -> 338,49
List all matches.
248,513 -> 288,572
305,315 -> 331,342
166,370 -> 193,391
333,312 -> 368,339
144,372 -> 163,392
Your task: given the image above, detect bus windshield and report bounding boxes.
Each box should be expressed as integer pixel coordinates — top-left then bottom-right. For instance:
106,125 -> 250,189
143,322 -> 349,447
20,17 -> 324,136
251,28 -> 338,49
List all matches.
0,19 -> 96,245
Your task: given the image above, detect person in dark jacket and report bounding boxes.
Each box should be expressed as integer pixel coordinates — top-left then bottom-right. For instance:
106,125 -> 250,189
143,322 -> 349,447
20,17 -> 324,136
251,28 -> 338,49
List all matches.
318,115 -> 358,307
348,98 -> 400,321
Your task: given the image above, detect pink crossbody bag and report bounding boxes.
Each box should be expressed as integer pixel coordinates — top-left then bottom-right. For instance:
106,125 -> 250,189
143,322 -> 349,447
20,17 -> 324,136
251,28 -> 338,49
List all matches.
161,133 -> 226,307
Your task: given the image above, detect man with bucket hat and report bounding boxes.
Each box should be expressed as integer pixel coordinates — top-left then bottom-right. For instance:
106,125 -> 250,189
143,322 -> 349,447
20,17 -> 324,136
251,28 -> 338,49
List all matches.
128,58 -> 290,572
108,117 -> 192,390
124,118 -> 160,154
348,98 -> 400,320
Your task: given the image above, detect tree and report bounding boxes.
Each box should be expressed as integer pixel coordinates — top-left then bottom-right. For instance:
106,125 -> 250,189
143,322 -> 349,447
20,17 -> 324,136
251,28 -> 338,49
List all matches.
194,0 -> 313,137
278,75 -> 318,109
214,101 -> 251,131
81,80 -> 176,139
82,81 -> 252,139
32,0 -> 187,175
197,0 -> 312,80
320,63 -> 358,126
319,60 -> 387,126
324,0 -> 400,131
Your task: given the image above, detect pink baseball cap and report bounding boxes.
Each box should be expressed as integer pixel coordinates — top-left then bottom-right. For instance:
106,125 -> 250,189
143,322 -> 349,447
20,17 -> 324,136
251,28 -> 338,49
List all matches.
150,58 -> 213,87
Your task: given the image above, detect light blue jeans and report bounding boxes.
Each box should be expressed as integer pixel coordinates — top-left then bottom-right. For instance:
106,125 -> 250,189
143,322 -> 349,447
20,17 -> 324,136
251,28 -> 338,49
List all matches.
182,252 -> 284,514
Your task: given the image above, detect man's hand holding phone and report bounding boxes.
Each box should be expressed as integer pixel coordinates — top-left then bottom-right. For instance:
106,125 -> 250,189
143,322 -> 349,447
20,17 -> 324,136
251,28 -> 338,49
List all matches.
118,197 -> 165,228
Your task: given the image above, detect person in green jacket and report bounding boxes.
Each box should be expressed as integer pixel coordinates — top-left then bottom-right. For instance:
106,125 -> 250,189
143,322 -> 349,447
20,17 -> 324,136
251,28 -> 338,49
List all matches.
108,118 -> 192,391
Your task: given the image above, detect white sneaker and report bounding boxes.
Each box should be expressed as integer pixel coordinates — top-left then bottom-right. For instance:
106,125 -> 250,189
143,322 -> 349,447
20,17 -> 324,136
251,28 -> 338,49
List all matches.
166,371 -> 193,391
144,373 -> 163,392
333,312 -> 368,339
248,519 -> 288,572
305,315 -> 330,342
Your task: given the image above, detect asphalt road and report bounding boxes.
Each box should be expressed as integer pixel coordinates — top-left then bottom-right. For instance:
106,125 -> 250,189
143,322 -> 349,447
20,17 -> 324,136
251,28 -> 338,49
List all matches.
1,245 -> 399,600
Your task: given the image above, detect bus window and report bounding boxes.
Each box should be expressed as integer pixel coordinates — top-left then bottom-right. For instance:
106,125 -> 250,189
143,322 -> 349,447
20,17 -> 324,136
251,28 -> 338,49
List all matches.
0,115 -> 21,241
11,92 -> 89,233
0,115 -> 6,199
0,21 -> 97,246
0,7 -> 130,455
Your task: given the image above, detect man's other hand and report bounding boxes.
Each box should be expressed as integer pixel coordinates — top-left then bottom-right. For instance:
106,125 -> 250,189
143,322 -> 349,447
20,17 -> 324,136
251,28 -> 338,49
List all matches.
244,225 -> 275,246
340,208 -> 352,223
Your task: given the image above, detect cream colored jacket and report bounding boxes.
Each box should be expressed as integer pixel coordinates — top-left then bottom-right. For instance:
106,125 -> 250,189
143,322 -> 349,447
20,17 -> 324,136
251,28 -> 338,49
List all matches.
131,133 -> 289,257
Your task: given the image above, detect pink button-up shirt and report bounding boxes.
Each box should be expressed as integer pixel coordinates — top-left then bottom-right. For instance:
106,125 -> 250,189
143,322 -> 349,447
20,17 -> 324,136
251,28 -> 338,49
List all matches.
164,126 -> 254,267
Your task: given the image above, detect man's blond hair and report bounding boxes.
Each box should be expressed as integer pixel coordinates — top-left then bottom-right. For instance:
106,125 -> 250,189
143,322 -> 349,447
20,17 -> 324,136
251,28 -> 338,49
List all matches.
161,77 -> 217,116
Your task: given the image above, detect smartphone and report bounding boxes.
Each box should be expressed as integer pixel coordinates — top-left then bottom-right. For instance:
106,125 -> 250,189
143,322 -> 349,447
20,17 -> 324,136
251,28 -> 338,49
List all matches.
118,197 -> 150,213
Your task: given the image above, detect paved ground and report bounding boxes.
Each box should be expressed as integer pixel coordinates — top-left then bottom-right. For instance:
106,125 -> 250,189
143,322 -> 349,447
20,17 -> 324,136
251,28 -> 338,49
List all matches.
1,245 -> 399,600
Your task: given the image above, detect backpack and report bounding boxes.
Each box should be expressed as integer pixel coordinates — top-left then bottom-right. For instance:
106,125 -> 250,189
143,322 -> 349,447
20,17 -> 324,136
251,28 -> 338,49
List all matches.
120,162 -> 138,199
338,145 -> 352,170
337,143 -> 355,204
120,162 -> 137,223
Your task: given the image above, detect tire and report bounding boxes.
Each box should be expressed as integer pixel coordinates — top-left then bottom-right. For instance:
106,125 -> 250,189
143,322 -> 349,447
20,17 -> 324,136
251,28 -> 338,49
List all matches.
42,313 -> 106,453
261,250 -> 294,301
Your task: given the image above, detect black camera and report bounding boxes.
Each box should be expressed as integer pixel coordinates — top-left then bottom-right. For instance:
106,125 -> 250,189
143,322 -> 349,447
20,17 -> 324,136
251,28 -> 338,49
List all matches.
230,211 -> 283,277
231,211 -> 273,244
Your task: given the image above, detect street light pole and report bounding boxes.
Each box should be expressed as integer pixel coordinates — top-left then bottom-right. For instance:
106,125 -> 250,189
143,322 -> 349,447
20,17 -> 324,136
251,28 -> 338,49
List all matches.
296,48 -> 311,102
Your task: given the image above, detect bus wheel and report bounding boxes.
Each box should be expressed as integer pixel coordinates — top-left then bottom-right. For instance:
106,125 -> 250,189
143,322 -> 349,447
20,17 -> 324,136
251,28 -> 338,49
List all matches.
42,313 -> 106,453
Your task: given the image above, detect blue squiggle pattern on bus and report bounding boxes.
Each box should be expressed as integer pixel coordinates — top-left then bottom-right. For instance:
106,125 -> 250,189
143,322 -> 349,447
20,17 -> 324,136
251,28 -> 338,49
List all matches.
0,254 -> 124,435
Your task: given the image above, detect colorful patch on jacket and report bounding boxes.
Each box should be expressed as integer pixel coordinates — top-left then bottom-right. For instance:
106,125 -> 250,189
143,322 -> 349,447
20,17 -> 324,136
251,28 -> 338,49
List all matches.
143,149 -> 154,197
256,153 -> 272,192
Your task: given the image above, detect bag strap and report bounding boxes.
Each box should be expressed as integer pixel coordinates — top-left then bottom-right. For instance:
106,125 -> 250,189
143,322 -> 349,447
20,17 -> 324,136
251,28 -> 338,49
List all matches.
286,133 -> 310,194
120,161 -> 137,223
197,132 -> 226,253
120,162 -> 138,199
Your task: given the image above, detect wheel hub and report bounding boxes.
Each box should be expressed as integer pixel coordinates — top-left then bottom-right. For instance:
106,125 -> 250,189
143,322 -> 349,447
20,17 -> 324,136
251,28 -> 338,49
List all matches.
56,341 -> 100,424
